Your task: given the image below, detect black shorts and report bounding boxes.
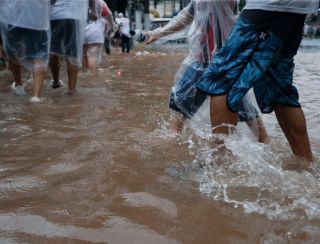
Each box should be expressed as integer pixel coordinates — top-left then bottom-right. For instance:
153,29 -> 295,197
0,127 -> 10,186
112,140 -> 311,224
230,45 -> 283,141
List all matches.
241,10 -> 306,55
3,25 -> 48,61
50,19 -> 79,58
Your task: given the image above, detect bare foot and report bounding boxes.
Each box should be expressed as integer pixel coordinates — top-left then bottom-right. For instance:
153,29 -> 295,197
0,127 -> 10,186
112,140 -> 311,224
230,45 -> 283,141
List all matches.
169,111 -> 186,133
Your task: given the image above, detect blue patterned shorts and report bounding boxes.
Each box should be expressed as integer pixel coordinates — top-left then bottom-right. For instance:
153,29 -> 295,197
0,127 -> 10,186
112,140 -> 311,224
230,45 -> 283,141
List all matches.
197,16 -> 301,113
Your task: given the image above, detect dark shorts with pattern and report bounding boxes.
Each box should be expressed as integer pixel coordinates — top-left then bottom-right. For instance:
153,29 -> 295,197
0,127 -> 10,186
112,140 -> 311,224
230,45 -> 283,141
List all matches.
169,62 -> 258,121
197,10 -> 306,114
50,19 -> 79,58
2,25 -> 48,61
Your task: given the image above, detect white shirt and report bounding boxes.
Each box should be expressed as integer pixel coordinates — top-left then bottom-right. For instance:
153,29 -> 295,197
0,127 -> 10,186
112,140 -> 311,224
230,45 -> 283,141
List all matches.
51,0 -> 88,20
244,0 -> 319,14
0,0 -> 50,30
116,17 -> 131,38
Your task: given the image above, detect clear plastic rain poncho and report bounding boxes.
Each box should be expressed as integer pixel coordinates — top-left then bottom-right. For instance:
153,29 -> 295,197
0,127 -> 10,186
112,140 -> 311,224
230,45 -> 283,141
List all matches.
50,0 -> 90,65
147,0 -> 260,125
0,0 -> 50,71
84,0 -> 113,63
84,0 -> 112,44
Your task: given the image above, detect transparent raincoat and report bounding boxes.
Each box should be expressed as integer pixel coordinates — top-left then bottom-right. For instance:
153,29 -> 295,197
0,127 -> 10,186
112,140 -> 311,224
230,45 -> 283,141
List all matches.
0,0 -> 51,71
50,0 -> 89,65
147,0 -> 260,123
84,0 -> 114,63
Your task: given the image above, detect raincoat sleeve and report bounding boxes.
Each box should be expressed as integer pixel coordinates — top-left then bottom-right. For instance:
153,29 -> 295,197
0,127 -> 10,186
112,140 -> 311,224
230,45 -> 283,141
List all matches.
147,3 -> 194,42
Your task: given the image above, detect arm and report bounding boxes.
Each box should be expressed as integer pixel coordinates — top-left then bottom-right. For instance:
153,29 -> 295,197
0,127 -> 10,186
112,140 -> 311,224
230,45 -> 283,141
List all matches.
101,1 -> 117,38
89,0 -> 98,20
146,3 -> 194,44
101,2 -> 116,29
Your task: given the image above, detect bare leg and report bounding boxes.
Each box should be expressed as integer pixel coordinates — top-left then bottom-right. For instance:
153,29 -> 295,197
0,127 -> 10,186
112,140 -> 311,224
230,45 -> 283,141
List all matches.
209,95 -> 239,162
8,61 -> 22,86
32,60 -> 46,98
210,95 -> 238,134
274,105 -> 313,161
66,60 -> 78,92
169,110 -> 186,133
88,55 -> 98,76
0,45 -> 6,70
82,44 -> 89,71
87,44 -> 102,76
49,55 -> 61,88
246,117 -> 270,143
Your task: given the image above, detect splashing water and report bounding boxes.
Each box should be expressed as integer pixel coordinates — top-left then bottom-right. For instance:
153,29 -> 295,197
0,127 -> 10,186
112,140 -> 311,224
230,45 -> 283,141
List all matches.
151,87 -> 320,222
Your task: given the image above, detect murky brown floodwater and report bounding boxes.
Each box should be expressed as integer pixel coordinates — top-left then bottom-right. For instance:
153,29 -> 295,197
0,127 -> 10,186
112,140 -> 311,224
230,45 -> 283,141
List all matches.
0,45 -> 319,243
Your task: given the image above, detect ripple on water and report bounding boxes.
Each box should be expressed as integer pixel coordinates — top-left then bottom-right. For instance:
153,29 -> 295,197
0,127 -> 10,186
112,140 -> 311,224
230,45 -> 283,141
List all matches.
45,162 -> 82,175
121,192 -> 178,218
0,176 -> 46,193
0,214 -> 179,244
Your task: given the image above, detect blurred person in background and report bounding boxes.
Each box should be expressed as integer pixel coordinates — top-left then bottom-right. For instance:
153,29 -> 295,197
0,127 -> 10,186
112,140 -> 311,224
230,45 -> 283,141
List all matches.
116,13 -> 132,53
83,0 -> 116,76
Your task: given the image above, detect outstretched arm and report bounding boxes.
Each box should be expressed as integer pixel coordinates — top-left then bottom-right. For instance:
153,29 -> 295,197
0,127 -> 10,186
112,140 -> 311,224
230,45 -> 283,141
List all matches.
146,3 -> 194,44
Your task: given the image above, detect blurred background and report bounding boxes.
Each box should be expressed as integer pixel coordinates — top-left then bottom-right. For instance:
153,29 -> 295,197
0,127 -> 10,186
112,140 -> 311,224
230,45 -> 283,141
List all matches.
104,0 -> 320,38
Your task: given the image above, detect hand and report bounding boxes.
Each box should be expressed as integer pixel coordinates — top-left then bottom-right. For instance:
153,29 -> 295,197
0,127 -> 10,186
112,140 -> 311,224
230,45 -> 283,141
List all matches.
107,28 -> 116,39
145,32 -> 161,44
88,13 -> 97,21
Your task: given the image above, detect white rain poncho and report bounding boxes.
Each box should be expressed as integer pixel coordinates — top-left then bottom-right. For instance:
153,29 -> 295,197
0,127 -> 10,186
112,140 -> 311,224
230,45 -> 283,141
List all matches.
84,0 -> 113,45
50,0 -> 89,65
0,0 -> 50,71
84,0 -> 114,63
147,0 -> 260,125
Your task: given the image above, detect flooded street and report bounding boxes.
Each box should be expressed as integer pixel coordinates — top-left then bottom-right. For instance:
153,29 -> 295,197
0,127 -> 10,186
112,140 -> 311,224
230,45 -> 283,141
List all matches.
0,45 -> 319,243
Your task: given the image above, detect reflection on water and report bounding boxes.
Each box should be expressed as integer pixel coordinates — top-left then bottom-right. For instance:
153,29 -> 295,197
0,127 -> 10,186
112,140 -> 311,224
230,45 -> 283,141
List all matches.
0,46 -> 319,243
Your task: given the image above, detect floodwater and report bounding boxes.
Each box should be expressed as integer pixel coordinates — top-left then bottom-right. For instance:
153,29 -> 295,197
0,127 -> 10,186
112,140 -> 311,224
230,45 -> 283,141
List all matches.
0,44 -> 319,243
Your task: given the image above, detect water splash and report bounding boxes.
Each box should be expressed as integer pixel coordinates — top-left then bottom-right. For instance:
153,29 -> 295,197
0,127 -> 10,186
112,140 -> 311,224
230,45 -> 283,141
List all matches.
152,100 -> 320,221
190,124 -> 320,220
